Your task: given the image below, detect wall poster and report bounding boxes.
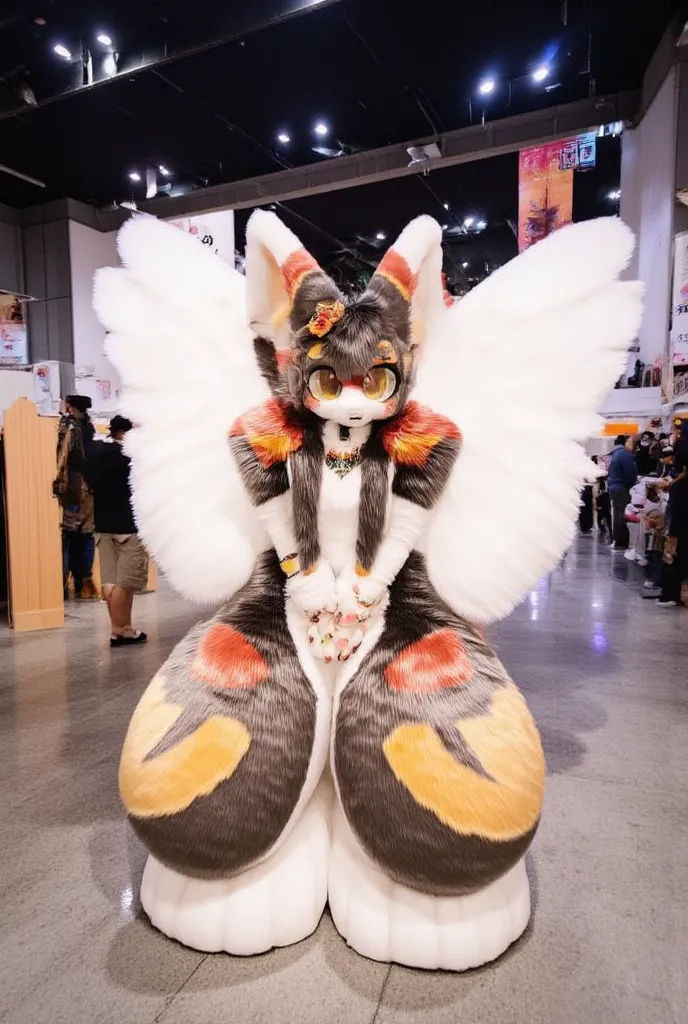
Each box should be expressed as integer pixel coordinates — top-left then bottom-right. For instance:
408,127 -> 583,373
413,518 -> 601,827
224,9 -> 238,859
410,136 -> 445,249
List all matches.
0,294 -> 28,366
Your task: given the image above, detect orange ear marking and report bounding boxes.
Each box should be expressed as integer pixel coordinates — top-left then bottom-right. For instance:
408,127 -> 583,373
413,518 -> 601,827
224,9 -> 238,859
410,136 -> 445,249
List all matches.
308,342 -> 324,359
376,249 -> 417,301
281,248 -> 320,298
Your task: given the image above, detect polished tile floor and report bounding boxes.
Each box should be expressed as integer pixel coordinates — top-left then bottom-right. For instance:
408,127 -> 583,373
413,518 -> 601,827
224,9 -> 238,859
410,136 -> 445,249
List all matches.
1,538 -> 686,1024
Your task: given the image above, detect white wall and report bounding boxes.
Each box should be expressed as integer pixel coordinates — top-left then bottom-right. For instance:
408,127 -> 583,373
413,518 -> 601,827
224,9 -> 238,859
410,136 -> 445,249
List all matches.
0,368 -> 33,425
68,220 -> 119,411
620,68 -> 677,369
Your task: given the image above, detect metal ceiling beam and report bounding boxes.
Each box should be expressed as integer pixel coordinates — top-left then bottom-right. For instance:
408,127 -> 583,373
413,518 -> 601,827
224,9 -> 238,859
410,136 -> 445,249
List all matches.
0,0 -> 347,122
142,90 -> 640,220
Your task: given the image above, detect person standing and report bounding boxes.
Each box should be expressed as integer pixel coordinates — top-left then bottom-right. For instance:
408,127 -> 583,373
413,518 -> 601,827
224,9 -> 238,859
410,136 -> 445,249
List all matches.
606,435 -> 638,550
635,431 -> 657,476
656,470 -> 688,607
87,415 -> 148,646
53,395 -> 98,600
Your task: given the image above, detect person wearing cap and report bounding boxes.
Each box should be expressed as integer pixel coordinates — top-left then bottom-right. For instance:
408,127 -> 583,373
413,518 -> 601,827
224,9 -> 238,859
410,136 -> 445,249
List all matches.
86,415 -> 148,646
606,434 -> 638,549
53,394 -> 98,600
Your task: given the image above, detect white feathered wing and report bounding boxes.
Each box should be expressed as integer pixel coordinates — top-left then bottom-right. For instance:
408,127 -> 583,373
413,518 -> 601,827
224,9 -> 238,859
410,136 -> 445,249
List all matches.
413,217 -> 644,624
93,215 -> 270,605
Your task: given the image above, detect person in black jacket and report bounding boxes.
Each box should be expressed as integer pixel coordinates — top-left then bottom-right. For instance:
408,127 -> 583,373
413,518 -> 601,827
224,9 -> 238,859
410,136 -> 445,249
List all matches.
87,416 -> 148,646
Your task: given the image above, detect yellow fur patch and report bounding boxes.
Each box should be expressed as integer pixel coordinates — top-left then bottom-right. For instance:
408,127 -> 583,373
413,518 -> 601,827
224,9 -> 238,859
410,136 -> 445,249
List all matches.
307,342 -> 324,360
383,683 -> 545,841
119,675 -> 251,818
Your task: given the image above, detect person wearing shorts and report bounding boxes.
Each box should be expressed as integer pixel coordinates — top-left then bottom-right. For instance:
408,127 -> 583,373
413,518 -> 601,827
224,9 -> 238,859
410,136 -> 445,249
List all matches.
87,416 -> 148,646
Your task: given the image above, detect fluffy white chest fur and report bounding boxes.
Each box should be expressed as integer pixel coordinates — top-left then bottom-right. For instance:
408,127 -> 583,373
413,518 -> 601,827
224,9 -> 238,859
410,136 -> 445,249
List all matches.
317,421 -> 390,574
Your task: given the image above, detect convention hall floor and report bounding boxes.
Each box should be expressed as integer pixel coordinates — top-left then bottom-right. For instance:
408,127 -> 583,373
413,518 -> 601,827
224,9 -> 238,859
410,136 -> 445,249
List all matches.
1,538 -> 685,1024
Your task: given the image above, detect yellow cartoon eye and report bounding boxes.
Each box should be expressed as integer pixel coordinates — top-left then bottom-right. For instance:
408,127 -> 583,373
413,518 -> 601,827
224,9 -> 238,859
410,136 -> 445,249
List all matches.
363,366 -> 397,401
308,367 -> 342,401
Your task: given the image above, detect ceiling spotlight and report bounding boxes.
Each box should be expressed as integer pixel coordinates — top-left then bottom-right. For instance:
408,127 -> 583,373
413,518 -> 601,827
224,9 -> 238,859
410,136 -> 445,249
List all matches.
159,165 -> 171,176
128,171 -> 141,182
476,220 -> 487,230
607,189 -> 621,201
313,121 -> 329,137
54,44 -> 72,60
277,131 -> 291,144
442,224 -> 449,230
462,262 -> 469,269
477,77 -> 496,96
375,231 -> 387,241
463,216 -> 475,228
97,33 -> 113,47
443,202 -> 450,210
532,66 -> 549,83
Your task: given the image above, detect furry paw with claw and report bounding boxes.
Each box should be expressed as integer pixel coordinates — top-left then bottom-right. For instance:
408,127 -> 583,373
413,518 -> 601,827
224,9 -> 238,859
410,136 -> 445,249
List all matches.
335,570 -> 388,624
287,561 -> 337,619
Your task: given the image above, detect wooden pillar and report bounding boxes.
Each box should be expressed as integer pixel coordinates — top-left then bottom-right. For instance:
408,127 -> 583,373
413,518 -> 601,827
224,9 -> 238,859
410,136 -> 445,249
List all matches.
4,398 -> 64,632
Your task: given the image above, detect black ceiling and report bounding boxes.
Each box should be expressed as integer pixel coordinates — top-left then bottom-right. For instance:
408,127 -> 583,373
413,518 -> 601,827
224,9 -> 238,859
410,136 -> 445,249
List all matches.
0,0 -> 682,287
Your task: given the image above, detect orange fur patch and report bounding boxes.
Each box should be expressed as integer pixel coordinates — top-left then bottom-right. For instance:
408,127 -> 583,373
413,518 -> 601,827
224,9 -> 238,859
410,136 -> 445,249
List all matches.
192,623 -> 270,689
281,248 -> 320,298
231,397 -> 303,467
376,249 -> 417,301
375,340 -> 398,364
385,629 -> 473,692
381,401 -> 461,466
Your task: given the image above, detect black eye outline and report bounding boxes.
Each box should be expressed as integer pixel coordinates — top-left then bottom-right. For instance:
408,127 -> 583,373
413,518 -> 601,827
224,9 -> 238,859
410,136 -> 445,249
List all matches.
362,365 -> 399,402
308,366 -> 342,401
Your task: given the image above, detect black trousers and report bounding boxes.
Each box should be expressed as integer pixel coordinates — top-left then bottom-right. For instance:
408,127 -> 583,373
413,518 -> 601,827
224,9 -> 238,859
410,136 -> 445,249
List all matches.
62,530 -> 95,589
660,537 -> 688,604
578,486 -> 594,533
596,492 -> 612,540
610,488 -> 630,549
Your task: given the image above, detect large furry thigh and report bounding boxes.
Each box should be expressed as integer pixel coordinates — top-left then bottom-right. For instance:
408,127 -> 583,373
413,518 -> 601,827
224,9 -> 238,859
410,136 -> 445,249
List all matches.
119,552 -> 326,879
333,553 -> 546,896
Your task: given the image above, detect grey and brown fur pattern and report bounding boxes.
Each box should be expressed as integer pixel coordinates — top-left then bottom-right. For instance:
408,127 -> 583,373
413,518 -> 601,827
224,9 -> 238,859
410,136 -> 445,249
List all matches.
334,552 -> 544,896
120,553 -> 317,879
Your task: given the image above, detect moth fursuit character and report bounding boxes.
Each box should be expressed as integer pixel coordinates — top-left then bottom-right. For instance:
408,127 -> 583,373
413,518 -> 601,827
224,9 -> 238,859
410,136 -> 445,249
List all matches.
94,211 -> 642,970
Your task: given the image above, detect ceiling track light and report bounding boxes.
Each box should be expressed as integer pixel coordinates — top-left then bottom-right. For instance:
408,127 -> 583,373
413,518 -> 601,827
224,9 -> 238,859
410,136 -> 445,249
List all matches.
277,131 -> 291,144
532,66 -> 549,83
313,121 -> 329,137
128,171 -> 141,183
54,44 -> 72,60
97,33 -> 113,47
477,78 -> 496,96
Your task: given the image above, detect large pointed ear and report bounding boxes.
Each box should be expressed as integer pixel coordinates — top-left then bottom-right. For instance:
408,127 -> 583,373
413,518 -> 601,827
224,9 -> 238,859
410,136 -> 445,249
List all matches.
365,215 -> 445,347
245,209 -> 343,350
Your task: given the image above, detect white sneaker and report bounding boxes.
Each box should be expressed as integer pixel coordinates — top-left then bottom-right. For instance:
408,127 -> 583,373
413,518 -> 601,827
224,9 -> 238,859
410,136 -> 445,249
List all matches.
623,549 -> 636,562
643,580 -> 659,589
657,600 -> 679,608
635,556 -> 648,567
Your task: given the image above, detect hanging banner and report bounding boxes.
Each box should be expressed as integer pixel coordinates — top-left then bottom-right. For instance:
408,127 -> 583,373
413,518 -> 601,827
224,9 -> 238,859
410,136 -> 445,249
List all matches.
166,210 -> 235,266
518,140 -> 573,251
517,132 -> 598,252
670,230 -> 688,368
0,294 -> 28,366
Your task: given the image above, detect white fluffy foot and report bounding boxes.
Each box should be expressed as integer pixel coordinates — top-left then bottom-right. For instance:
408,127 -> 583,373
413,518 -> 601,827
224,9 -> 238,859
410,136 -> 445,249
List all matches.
328,808 -> 531,971
140,783 -> 332,954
